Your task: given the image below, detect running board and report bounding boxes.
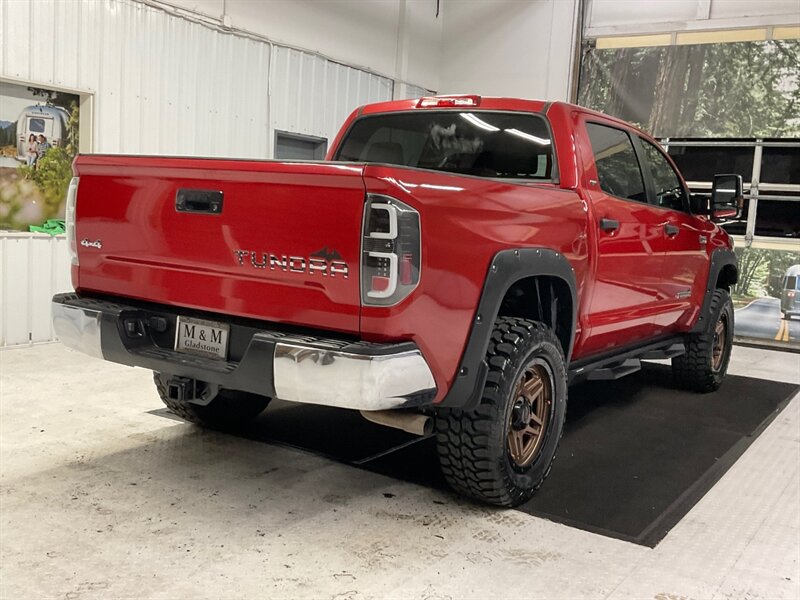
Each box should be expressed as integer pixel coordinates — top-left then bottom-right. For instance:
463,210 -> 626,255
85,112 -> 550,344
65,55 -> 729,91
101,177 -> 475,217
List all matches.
640,343 -> 686,360
568,336 -> 686,385
586,359 -> 642,381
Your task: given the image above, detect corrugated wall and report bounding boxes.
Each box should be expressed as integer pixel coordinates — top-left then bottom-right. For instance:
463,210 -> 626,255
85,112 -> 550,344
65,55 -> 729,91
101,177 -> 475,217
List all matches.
0,234 -> 71,347
271,46 -> 394,145
1,0 -> 396,157
0,0 -> 405,346
399,84 -> 435,100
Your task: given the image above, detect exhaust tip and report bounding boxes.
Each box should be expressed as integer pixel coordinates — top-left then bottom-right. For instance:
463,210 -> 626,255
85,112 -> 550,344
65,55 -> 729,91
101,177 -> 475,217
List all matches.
360,409 -> 433,437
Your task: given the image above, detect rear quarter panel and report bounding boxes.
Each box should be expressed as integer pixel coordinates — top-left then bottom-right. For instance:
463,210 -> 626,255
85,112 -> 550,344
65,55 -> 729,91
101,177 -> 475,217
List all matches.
361,165 -> 590,402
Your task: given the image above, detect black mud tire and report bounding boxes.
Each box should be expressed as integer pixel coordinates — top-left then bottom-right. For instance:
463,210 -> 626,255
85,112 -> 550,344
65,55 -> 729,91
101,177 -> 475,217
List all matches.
434,317 -> 568,507
154,373 -> 270,430
672,288 -> 734,393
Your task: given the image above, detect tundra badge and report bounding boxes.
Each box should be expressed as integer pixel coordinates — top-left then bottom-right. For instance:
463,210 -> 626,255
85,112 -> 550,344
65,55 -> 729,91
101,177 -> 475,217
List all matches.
234,248 -> 349,278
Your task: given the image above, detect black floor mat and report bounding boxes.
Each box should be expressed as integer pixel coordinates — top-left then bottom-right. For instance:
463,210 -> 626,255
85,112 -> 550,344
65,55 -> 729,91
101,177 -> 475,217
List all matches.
150,364 -> 798,547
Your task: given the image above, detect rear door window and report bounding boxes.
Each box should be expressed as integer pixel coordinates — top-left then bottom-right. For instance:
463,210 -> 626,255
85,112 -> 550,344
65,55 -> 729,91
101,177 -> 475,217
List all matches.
334,111 -> 555,180
585,123 -> 647,203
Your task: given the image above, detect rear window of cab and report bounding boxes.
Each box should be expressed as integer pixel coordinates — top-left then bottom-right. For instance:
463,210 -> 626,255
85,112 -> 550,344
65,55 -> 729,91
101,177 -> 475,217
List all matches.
334,111 -> 555,180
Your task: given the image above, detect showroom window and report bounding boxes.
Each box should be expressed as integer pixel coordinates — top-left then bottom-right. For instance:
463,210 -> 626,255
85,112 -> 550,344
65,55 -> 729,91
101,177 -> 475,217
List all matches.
579,31 -> 800,350
662,139 -> 800,240
585,123 -> 647,203
667,144 -> 755,183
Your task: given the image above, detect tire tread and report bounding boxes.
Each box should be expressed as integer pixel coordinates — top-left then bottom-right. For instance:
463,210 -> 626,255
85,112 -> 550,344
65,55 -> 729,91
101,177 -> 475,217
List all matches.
435,317 -> 566,507
672,289 -> 733,393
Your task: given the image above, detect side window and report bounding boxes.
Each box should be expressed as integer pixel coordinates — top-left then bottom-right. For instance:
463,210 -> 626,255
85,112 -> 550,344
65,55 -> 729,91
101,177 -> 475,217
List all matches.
585,123 -> 647,203
640,139 -> 688,212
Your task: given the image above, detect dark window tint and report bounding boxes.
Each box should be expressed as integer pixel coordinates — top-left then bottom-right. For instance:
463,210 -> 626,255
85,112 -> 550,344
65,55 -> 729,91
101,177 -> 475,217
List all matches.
586,123 -> 646,202
723,199 -> 800,238
785,276 -> 798,290
28,118 -> 46,133
640,139 -> 688,211
754,200 -> 800,238
666,145 -> 753,182
335,111 -> 554,180
761,146 -> 799,185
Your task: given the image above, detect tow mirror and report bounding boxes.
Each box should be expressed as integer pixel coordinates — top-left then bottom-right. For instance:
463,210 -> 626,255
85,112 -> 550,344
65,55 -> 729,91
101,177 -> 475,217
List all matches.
710,174 -> 744,221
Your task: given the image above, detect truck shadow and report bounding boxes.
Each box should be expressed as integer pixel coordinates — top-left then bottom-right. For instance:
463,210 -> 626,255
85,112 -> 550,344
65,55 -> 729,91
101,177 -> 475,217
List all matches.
154,363 -> 792,547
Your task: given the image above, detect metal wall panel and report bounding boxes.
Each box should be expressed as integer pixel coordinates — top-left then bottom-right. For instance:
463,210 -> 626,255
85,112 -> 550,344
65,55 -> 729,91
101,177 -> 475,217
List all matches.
270,46 -> 394,146
1,0 -> 394,158
0,234 -> 71,347
1,0 -> 397,346
399,84 -> 434,100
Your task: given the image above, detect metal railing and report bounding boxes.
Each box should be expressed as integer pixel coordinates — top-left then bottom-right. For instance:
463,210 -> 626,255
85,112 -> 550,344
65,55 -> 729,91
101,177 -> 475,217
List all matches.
660,138 -> 800,250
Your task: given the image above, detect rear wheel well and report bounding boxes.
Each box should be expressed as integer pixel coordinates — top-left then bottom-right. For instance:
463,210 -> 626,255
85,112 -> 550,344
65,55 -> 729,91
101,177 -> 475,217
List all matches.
497,276 -> 573,359
716,264 -> 738,290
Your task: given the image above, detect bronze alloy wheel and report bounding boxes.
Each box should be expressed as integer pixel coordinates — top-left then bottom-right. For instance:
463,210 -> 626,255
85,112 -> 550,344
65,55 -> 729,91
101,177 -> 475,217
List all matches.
507,362 -> 553,468
435,317 -> 568,506
712,315 -> 728,372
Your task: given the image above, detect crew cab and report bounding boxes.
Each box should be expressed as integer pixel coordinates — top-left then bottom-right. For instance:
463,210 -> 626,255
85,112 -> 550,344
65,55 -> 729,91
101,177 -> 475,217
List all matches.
53,96 -> 741,506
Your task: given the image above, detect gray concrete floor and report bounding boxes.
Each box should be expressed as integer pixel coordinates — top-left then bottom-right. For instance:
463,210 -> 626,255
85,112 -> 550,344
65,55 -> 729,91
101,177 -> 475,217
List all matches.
1,343 -> 798,599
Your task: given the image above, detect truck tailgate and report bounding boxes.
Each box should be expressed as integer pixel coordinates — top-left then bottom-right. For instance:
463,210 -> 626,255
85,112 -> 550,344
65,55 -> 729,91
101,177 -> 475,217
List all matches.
73,155 -> 365,334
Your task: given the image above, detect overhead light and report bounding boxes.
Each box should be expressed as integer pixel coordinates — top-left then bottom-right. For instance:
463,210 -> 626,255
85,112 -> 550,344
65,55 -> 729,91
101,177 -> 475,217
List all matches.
459,113 -> 499,132
505,128 -> 550,145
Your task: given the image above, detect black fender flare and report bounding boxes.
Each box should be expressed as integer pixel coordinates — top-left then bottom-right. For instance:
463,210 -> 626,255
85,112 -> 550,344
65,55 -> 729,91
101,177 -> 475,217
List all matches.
690,248 -> 738,333
438,248 -> 578,409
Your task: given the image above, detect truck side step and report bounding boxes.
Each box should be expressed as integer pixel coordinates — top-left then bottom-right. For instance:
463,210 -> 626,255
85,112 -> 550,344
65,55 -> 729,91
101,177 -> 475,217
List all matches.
586,358 -> 642,381
640,343 -> 686,360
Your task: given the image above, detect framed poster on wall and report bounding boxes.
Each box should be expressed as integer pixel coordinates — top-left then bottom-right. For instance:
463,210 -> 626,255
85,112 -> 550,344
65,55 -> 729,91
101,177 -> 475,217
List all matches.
0,81 -> 81,231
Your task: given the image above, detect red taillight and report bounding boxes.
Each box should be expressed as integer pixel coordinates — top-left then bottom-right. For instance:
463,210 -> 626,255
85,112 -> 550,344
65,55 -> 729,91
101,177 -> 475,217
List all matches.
400,253 -> 413,285
361,195 -> 421,306
371,275 -> 391,293
416,95 -> 481,108
66,177 -> 80,266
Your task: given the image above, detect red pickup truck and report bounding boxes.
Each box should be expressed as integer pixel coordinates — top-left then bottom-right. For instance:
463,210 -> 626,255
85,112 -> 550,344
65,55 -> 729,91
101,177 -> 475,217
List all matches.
53,96 -> 741,507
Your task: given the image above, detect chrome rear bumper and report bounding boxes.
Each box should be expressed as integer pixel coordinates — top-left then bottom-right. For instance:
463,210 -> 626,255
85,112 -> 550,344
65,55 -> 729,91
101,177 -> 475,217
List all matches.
52,294 -> 436,411
52,301 -> 104,360
273,342 -> 436,409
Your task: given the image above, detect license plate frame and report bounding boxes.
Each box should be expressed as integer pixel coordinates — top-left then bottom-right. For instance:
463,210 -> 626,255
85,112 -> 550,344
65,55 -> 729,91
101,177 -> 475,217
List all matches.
174,316 -> 230,360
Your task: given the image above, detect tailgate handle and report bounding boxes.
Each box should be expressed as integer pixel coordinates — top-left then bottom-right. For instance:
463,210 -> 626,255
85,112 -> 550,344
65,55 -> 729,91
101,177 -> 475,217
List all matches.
176,189 -> 223,214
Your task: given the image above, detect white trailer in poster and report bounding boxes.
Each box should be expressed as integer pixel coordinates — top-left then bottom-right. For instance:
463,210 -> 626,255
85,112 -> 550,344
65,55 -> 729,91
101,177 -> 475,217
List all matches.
15,104 -> 70,161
